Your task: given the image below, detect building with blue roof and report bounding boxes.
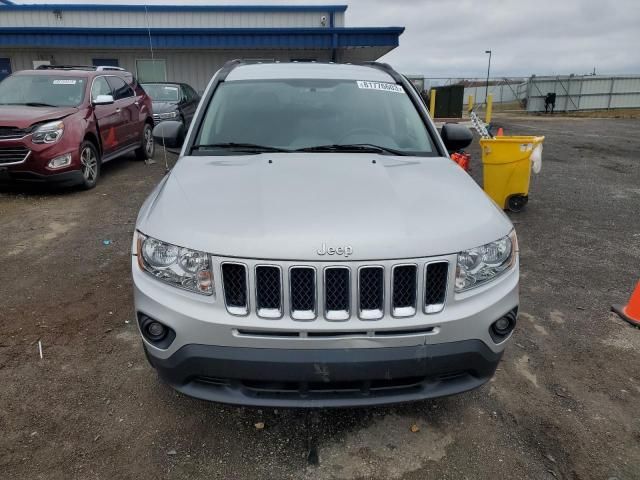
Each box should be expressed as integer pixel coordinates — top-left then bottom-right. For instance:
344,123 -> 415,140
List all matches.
0,2 -> 404,91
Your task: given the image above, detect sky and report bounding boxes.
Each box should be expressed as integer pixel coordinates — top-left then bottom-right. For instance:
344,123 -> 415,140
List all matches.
10,0 -> 640,78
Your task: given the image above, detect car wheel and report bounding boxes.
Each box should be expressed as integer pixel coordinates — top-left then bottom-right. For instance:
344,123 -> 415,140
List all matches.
79,141 -> 100,190
135,123 -> 154,160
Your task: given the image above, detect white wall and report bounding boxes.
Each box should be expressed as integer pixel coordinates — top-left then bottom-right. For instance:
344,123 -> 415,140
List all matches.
0,9 -> 341,29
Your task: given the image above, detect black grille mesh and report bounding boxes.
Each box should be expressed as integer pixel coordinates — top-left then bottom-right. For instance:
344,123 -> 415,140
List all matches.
222,263 -> 248,308
359,267 -> 384,311
0,127 -> 31,140
392,265 -> 417,308
290,268 -> 315,312
325,268 -> 350,312
255,266 -> 281,311
425,262 -> 448,306
0,146 -> 29,165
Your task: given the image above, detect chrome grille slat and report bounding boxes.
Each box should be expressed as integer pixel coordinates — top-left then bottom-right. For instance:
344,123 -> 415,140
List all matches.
424,261 -> 449,314
255,265 -> 282,319
0,146 -> 30,165
358,266 -> 384,320
289,267 -> 316,320
392,264 -> 417,317
221,262 -> 249,316
324,267 -> 350,321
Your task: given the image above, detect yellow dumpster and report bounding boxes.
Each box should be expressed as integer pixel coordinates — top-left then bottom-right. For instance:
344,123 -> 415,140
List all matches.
479,136 -> 545,212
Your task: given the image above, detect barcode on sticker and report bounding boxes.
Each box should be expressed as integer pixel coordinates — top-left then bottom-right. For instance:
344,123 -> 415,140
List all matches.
356,81 -> 404,93
53,79 -> 77,85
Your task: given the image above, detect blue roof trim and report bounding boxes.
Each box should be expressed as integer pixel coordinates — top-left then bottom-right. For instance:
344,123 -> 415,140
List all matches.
0,27 -> 403,50
0,3 -> 347,12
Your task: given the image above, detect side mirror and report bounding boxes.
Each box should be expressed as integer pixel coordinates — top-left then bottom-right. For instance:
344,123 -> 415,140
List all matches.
441,123 -> 473,152
93,94 -> 114,106
153,120 -> 184,149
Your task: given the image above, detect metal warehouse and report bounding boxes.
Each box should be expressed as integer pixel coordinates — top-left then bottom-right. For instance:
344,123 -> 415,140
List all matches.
0,2 -> 405,92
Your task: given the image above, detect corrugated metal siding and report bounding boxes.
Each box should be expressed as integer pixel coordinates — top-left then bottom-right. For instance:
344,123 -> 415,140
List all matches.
3,49 -> 333,92
0,10 -> 332,28
525,75 -> 640,111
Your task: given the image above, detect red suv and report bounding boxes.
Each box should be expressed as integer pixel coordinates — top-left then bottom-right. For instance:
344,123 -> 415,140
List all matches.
0,65 -> 154,189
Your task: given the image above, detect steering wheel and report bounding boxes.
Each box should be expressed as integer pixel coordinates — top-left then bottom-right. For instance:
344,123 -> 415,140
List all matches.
338,128 -> 386,144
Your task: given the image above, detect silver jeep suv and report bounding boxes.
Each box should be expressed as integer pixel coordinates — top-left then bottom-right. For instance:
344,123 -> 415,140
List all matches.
132,61 -> 519,407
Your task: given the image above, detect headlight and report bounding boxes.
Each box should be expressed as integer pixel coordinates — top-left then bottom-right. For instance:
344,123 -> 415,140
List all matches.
137,233 -> 213,295
155,111 -> 179,120
32,120 -> 64,144
455,230 -> 518,292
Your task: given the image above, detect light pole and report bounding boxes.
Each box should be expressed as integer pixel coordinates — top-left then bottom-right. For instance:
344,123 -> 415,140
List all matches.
485,50 -> 492,106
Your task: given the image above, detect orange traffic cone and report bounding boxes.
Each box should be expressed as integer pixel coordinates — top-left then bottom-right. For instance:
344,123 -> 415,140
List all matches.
496,127 -> 504,136
612,281 -> 640,327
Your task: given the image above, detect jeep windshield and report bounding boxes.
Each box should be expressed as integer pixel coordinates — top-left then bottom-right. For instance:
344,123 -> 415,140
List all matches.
192,79 -> 437,156
0,75 -> 86,107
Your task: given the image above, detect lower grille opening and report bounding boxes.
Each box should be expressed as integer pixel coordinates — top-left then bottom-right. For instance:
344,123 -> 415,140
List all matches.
236,329 -> 300,337
0,146 -> 30,164
306,331 -> 368,338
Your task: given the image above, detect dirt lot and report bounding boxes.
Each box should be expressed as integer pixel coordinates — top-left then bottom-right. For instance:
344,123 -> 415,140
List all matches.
1,114 -> 639,480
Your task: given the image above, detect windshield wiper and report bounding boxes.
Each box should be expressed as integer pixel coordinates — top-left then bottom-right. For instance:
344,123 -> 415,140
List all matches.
295,144 -> 409,156
191,142 -> 291,153
23,102 -> 58,107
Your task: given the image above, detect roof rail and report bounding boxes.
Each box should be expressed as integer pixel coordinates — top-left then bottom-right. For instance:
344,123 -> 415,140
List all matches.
360,61 -> 404,84
35,64 -> 128,73
96,66 -> 125,71
217,59 -> 245,82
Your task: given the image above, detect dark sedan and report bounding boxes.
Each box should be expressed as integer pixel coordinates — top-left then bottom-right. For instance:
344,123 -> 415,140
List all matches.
141,82 -> 200,141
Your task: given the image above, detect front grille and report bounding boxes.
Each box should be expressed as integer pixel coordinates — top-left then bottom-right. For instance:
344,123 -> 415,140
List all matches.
324,267 -> 350,321
255,266 -> 282,318
290,267 -> 316,320
424,262 -> 449,313
221,263 -> 248,315
359,267 -> 384,319
219,259 -> 449,321
392,265 -> 417,317
0,146 -> 30,165
0,126 -> 31,140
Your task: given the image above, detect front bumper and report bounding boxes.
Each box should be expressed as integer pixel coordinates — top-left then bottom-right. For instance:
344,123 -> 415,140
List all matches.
0,168 -> 83,186
146,339 -> 503,408
134,252 -> 518,407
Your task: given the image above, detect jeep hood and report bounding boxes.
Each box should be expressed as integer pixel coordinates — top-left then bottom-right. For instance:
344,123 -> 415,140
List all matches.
137,154 -> 513,261
0,105 -> 78,129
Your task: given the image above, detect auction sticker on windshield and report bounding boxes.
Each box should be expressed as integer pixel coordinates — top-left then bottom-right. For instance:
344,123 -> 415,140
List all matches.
356,80 -> 404,93
52,79 -> 78,85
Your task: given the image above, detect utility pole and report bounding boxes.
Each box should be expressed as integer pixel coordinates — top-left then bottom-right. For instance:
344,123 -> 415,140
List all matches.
485,50 -> 492,105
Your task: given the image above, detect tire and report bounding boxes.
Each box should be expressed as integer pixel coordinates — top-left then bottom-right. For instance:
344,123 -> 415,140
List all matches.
135,122 -> 154,160
79,140 -> 100,190
507,194 -> 528,212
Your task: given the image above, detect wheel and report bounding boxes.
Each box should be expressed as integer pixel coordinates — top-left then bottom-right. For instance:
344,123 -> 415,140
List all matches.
507,195 -> 528,212
79,141 -> 100,190
135,122 -> 154,160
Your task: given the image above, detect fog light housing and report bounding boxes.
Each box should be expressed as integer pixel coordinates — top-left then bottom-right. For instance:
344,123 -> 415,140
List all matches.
490,308 -> 517,343
48,153 -> 72,169
138,314 -> 175,349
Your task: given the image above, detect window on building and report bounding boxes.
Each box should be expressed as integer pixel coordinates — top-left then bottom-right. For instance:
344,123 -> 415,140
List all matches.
106,76 -> 133,100
0,58 -> 11,81
92,58 -> 119,68
136,59 -> 166,83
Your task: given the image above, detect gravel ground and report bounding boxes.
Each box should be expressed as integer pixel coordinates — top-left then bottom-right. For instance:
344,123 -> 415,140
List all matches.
1,114 -> 639,479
